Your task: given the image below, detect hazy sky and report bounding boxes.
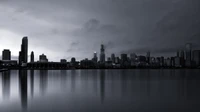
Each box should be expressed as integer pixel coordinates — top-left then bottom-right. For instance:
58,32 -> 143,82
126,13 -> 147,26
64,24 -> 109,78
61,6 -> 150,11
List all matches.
0,0 -> 200,61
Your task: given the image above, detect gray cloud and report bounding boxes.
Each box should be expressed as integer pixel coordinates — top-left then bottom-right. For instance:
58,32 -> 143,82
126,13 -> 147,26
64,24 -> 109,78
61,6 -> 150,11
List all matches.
0,0 -> 200,61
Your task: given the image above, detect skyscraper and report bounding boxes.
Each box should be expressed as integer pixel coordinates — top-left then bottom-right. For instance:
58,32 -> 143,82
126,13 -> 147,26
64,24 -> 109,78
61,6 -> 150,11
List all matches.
100,44 -> 105,63
19,37 -> 28,64
31,51 -> 34,62
2,49 -> 11,60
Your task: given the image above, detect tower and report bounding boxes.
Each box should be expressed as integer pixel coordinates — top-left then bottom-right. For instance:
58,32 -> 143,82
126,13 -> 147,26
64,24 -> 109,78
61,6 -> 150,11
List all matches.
19,37 -> 28,64
100,44 -> 105,63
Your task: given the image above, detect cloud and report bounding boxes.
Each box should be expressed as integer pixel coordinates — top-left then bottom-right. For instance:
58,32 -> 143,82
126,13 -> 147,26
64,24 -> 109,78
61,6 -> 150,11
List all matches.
0,0 -> 200,61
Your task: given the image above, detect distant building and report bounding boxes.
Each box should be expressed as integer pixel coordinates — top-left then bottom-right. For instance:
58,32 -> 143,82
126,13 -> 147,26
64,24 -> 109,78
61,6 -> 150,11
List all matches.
2,49 -> 11,60
179,50 -> 185,67
30,51 -> 34,62
92,51 -> 98,63
121,54 -> 128,63
160,56 -> 165,67
180,50 -> 185,59
175,57 -> 181,67
111,54 -> 115,63
71,57 -> 76,63
100,44 -> 105,63
80,59 -> 95,68
0,60 -> 18,67
70,57 -> 78,67
166,58 -> 171,67
115,57 -> 120,64
185,43 -> 192,67
60,59 -> 67,63
107,57 -> 111,61
176,51 -> 180,57
130,53 -> 137,66
146,51 -> 150,64
39,54 -> 48,62
193,50 -> 200,67
171,57 -> 175,67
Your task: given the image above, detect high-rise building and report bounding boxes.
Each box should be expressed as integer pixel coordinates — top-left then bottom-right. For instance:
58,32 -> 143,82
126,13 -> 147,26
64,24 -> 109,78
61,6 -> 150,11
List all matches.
100,44 -> 105,63
2,49 -> 11,60
19,37 -> 28,64
111,54 -> 115,63
193,50 -> 200,67
39,54 -> 48,62
185,43 -> 192,67
30,51 -> 34,62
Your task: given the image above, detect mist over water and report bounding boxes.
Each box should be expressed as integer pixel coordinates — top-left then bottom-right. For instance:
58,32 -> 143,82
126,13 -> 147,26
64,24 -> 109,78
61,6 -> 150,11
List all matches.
0,69 -> 200,112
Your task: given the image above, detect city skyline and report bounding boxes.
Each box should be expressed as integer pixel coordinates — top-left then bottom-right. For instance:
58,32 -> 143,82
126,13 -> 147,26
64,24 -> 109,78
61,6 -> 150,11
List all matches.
0,0 -> 200,61
0,37 -> 199,63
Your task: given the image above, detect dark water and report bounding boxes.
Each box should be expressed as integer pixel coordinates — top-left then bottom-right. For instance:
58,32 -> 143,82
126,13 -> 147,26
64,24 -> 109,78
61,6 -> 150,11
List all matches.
0,69 -> 200,112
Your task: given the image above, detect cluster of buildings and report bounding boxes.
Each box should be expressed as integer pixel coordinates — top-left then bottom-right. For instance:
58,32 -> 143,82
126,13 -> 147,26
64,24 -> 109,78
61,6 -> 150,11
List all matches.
0,37 -> 200,69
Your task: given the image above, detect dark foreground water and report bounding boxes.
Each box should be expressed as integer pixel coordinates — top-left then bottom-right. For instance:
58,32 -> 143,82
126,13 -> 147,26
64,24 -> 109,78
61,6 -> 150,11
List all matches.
0,69 -> 200,112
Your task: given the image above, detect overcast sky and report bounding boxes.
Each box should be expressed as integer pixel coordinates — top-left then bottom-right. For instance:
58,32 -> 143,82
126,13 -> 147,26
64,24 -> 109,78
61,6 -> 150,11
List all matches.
0,0 -> 200,61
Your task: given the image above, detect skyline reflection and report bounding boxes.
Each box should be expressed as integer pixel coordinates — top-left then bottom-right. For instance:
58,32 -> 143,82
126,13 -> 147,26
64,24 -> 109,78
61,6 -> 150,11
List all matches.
0,69 -> 200,112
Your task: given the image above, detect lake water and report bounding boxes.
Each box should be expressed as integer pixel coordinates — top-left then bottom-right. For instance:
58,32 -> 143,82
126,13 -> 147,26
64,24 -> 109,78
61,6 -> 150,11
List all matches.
0,69 -> 200,112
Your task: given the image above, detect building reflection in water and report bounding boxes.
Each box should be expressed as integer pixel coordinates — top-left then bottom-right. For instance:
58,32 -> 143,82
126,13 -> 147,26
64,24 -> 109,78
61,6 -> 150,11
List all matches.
99,70 -> 105,103
71,70 -> 76,92
60,70 -> 67,89
30,70 -> 34,98
19,70 -> 28,111
39,70 -> 48,95
2,71 -> 11,100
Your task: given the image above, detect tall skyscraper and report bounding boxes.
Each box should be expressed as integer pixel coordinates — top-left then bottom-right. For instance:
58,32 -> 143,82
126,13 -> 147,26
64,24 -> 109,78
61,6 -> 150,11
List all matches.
2,49 -> 11,60
100,44 -> 105,63
31,51 -> 34,62
19,37 -> 28,64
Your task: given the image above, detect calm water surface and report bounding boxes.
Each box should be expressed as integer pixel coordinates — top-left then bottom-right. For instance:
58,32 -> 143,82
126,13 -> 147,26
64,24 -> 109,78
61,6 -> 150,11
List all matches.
0,69 -> 200,112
